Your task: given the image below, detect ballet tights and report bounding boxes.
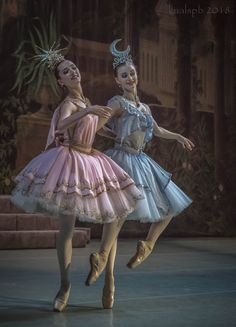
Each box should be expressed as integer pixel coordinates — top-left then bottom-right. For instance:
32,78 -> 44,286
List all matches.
104,238 -> 117,285
105,216 -> 173,278
56,215 -> 76,291
99,218 -> 124,259
146,216 -> 172,248
56,215 -> 124,291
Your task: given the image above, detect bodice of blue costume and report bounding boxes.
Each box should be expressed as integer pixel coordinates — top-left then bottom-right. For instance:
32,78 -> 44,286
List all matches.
107,95 -> 153,153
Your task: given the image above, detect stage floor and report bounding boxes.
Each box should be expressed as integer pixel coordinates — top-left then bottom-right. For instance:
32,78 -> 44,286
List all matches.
0,238 -> 236,327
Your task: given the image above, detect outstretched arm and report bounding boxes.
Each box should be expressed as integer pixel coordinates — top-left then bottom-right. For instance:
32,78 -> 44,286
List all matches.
153,121 -> 194,151
145,105 -> 195,151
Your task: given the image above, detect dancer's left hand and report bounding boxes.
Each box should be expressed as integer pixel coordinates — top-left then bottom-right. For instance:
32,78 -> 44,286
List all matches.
177,135 -> 195,151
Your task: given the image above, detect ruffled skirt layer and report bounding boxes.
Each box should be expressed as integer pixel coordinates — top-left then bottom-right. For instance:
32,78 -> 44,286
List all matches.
11,146 -> 142,223
105,148 -> 192,223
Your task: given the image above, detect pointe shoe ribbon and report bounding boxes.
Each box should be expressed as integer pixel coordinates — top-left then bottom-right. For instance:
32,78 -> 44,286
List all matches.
85,252 -> 107,286
53,284 -> 71,312
127,240 -> 153,269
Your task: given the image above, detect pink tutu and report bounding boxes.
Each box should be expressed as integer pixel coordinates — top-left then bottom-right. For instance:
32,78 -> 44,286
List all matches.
11,103 -> 142,223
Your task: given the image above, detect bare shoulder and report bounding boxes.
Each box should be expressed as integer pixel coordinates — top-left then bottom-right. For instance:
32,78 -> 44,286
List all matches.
59,99 -> 77,118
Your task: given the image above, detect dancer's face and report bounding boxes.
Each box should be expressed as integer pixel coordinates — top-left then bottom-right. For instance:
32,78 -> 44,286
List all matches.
115,64 -> 138,93
57,60 -> 81,89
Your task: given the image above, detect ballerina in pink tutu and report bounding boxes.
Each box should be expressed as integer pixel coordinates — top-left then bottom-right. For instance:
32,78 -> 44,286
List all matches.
11,51 -> 142,312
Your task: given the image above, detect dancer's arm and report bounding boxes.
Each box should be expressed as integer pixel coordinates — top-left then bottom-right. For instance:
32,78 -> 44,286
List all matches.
97,99 -> 122,137
57,101 -> 111,132
96,107 -> 113,131
154,123 -> 194,150
73,97 -> 114,133
145,105 -> 194,151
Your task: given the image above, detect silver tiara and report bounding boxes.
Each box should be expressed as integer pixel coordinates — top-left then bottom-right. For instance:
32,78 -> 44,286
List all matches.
109,39 -> 133,69
32,42 -> 66,71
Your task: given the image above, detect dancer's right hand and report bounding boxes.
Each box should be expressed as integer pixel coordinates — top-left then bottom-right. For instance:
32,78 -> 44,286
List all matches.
88,106 -> 112,119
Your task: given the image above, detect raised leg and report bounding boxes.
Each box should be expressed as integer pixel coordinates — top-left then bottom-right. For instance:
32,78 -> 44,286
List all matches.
53,214 -> 76,312
86,218 -> 124,286
146,216 -> 173,246
127,216 -> 172,269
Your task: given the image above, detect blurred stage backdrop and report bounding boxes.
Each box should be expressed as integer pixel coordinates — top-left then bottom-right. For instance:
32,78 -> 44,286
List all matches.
0,0 -> 235,239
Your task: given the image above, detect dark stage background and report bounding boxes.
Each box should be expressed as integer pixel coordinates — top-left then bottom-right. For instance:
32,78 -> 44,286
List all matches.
0,0 -> 235,238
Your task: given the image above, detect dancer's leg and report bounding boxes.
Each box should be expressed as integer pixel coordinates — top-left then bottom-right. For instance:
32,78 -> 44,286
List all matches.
102,239 -> 117,308
146,217 -> 173,247
53,214 -> 76,311
86,218 -> 124,286
127,216 -> 172,269
105,238 -> 118,276
100,219 -> 123,256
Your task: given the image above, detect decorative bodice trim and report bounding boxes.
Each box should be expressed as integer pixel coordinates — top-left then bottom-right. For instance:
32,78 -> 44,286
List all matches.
107,95 -> 153,144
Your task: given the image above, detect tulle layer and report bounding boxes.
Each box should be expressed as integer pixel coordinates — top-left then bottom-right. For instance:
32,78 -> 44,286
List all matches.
105,148 -> 192,223
11,146 -> 143,223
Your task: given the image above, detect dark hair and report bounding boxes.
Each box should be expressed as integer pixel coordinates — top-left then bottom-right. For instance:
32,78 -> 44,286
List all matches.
113,62 -> 137,77
54,59 -> 66,80
113,63 -> 125,77
53,59 -> 68,98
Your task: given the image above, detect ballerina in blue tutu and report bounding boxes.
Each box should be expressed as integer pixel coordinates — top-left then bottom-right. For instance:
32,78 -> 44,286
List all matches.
86,39 -> 195,308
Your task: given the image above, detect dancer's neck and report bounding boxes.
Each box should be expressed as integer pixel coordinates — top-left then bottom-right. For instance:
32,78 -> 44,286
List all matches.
68,84 -> 86,103
123,90 -> 140,106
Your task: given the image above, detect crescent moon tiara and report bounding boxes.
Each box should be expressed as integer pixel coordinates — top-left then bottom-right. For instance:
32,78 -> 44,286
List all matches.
109,39 -> 133,69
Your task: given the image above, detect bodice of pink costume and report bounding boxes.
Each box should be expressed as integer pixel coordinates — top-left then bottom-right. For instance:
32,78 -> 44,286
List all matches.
45,101 -> 99,152
70,113 -> 98,146
63,112 -> 99,150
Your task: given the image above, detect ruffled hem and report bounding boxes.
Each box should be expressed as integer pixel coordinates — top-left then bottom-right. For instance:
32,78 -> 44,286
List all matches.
15,169 -> 134,198
126,180 -> 192,223
11,182 -> 143,223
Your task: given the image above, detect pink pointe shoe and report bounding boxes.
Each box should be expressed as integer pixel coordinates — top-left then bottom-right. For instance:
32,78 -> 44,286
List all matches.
85,252 -> 107,286
102,277 -> 115,309
53,284 -> 71,312
127,240 -> 153,269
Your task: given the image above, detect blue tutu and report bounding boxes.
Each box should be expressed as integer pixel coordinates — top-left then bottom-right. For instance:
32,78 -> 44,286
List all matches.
105,95 -> 192,223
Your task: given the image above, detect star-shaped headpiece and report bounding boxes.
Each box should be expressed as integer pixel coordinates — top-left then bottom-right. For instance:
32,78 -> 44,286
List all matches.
32,42 -> 67,71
